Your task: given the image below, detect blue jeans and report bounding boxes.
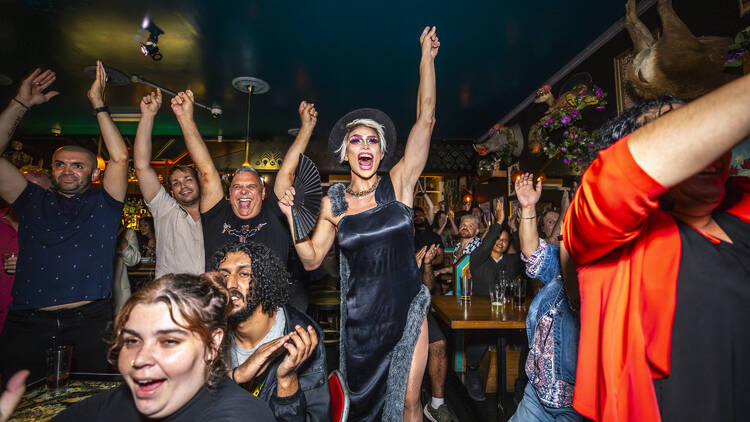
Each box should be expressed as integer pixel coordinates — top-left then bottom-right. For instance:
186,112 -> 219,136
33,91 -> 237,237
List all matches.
509,384 -> 581,422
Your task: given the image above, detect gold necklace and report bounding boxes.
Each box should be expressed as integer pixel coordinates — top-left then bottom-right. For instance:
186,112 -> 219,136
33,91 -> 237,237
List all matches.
346,177 -> 380,197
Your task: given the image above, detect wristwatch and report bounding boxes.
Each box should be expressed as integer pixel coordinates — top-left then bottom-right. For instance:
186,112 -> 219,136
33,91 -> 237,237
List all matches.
94,106 -> 110,115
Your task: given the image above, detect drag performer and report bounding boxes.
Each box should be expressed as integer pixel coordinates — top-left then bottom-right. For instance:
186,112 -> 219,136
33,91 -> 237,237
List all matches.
564,85 -> 750,420
279,26 -> 440,422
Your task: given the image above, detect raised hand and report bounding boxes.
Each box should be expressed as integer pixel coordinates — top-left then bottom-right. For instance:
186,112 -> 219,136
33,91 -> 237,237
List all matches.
16,69 -> 59,108
277,325 -> 318,396
140,88 -> 162,117
170,90 -> 195,120
494,198 -> 505,224
298,101 -> 318,130
439,213 -> 448,229
561,188 -> 571,214
278,186 -> 296,219
419,26 -> 440,59
515,173 -> 542,208
233,334 -> 292,384
87,60 -> 107,108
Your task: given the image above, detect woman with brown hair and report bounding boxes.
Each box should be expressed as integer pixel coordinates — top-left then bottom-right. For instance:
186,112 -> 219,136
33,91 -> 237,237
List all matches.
51,273 -> 274,421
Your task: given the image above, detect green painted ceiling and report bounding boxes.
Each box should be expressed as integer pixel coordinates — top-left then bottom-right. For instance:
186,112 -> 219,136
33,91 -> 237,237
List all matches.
1,0 -> 629,143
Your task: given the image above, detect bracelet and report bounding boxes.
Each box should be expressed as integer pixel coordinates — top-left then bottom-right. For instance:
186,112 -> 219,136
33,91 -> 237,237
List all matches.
94,106 -> 110,115
231,367 -> 238,382
12,98 -> 29,110
520,215 -> 537,220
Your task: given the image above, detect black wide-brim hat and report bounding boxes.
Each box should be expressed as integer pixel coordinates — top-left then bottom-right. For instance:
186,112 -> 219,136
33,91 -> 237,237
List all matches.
328,108 -> 398,172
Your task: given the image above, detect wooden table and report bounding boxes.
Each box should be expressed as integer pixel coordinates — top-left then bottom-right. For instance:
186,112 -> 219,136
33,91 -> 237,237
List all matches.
431,295 -> 528,420
431,295 -> 527,330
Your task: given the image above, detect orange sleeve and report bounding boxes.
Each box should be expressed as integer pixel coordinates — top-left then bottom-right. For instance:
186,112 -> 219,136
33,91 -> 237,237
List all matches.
726,176 -> 750,223
563,135 -> 669,267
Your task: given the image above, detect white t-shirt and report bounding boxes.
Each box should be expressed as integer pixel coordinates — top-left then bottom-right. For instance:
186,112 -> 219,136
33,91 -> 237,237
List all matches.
146,187 -> 205,277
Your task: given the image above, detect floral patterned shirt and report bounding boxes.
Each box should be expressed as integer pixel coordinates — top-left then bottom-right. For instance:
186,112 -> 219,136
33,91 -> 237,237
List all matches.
453,237 -> 481,263
525,299 -> 575,408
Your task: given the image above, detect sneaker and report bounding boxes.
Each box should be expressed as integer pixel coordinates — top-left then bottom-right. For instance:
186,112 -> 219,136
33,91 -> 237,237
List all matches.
423,403 -> 459,422
465,369 -> 486,402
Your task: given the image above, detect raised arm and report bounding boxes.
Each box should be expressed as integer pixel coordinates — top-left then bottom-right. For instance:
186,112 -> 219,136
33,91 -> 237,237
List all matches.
274,101 -> 317,199
278,188 -> 337,270
422,187 -> 436,225
391,26 -> 440,206
133,89 -> 163,203
628,72 -> 750,187
0,69 -> 58,203
171,90 -> 223,212
515,173 -> 542,258
88,61 -> 129,202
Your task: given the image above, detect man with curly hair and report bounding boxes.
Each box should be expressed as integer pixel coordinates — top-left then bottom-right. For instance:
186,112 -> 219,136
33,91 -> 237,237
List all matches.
211,241 -> 330,422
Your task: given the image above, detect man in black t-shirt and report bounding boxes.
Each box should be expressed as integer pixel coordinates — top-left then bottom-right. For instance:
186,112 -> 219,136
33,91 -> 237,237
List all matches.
171,89 -> 318,266
413,206 -> 443,265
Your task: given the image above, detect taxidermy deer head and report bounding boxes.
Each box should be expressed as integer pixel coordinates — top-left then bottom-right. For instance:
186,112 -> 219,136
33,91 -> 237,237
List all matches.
624,0 -> 735,100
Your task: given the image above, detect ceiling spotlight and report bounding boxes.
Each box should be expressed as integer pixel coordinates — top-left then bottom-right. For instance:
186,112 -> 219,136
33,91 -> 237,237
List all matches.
140,16 -> 164,61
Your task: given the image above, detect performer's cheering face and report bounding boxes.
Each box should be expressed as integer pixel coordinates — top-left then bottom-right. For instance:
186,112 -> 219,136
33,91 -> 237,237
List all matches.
344,125 -> 384,179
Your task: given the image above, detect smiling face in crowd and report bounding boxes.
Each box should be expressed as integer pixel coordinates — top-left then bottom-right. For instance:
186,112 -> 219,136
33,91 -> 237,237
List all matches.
168,168 -> 200,206
118,302 -> 219,419
229,171 -> 265,220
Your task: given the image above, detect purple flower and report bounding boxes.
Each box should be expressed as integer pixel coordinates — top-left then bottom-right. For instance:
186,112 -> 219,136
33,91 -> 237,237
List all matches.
595,87 -> 603,98
587,141 -> 595,147
577,158 -> 584,164
596,105 -> 606,111
573,133 -> 578,139
563,131 -> 569,137
571,109 -> 580,118
563,158 -> 572,164
561,115 -> 572,125
544,119 -> 553,127
560,147 -> 567,152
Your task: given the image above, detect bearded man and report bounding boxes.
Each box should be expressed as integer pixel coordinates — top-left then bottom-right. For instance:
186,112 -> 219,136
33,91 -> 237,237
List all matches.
212,241 -> 330,422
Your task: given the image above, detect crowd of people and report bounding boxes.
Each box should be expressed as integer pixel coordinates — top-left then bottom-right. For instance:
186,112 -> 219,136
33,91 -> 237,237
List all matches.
0,22 -> 749,422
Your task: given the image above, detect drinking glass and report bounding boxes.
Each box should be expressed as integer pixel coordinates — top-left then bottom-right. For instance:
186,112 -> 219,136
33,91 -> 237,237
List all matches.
490,281 -> 504,313
515,275 -> 528,310
46,345 -> 72,395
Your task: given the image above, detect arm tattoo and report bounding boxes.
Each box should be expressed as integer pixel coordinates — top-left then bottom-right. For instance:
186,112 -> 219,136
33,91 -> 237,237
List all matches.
5,113 -> 23,143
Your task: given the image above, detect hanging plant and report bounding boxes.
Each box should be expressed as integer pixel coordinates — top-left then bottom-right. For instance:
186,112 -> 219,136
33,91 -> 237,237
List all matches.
537,84 -> 608,173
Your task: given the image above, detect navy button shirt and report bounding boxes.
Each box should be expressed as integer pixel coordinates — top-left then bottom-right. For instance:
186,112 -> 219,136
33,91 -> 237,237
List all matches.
10,183 -> 124,310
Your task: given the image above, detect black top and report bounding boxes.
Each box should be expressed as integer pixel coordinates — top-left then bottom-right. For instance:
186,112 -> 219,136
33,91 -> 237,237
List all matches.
336,175 -> 422,421
653,212 -> 750,421
414,227 -> 444,251
201,193 -> 289,268
469,223 -> 521,296
11,183 -> 123,309
52,377 -> 275,421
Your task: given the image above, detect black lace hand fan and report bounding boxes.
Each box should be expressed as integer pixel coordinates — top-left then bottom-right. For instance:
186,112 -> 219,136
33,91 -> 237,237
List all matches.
292,154 -> 322,240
